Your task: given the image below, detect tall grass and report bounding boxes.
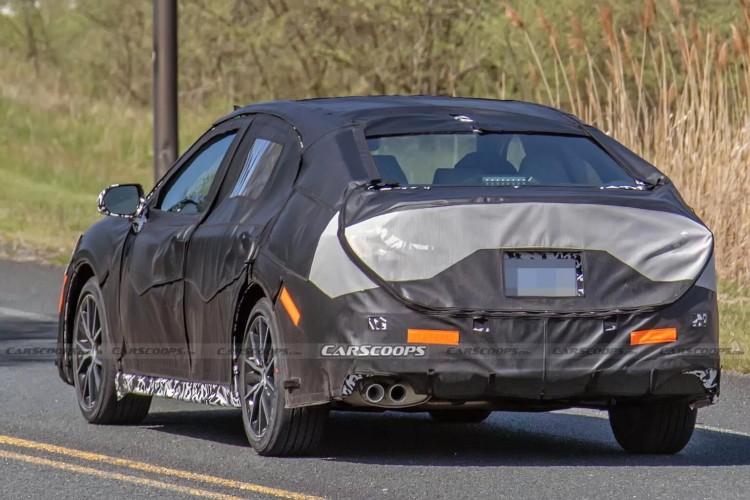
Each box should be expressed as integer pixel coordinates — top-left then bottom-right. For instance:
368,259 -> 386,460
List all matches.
501,2 -> 750,284
0,63 -> 221,262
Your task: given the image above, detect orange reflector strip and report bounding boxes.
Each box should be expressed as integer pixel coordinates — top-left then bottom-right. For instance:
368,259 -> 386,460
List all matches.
630,328 -> 677,345
407,329 -> 459,345
58,274 -> 68,313
279,287 -> 300,326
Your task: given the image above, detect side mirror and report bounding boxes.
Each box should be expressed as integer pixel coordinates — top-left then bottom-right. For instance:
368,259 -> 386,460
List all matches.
97,184 -> 145,218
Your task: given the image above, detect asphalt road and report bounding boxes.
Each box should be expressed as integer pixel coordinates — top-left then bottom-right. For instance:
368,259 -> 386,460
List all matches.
1,259 -> 749,500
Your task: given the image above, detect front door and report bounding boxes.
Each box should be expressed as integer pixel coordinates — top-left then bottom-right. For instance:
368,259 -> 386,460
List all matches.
119,122 -> 244,378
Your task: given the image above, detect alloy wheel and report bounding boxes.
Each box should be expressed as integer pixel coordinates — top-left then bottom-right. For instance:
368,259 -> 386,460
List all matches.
242,315 -> 277,439
73,293 -> 103,410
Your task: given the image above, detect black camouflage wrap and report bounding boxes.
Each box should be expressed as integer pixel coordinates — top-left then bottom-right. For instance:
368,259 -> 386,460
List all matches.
56,96 -> 720,410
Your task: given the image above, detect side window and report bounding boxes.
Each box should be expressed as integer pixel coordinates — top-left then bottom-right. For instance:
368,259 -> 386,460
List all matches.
158,133 -> 237,213
230,138 -> 283,199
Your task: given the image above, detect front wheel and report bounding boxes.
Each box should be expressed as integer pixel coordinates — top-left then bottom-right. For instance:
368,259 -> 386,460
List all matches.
429,409 -> 492,423
239,298 -> 328,456
608,400 -> 697,454
72,278 -> 151,424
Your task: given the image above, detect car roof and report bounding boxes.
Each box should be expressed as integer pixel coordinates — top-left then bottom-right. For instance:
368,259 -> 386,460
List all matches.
215,96 -> 588,149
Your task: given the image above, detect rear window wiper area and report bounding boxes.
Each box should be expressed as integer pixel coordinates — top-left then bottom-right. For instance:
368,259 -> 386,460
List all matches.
600,183 -> 646,190
602,176 -> 668,190
367,179 -> 401,190
643,175 -> 669,189
600,178 -> 662,190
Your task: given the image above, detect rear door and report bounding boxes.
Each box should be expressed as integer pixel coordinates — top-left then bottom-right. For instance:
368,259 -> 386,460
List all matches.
119,119 -> 248,379
183,114 -> 301,384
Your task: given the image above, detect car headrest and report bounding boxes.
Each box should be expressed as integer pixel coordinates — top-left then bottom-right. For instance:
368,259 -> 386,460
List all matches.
518,152 -> 570,184
372,155 -> 408,185
454,152 -> 518,176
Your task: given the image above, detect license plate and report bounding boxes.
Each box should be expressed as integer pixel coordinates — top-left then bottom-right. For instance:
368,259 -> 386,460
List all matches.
504,252 -> 583,297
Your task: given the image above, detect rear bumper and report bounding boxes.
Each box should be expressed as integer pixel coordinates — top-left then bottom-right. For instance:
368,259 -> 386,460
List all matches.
280,279 -> 721,408
338,364 -> 719,409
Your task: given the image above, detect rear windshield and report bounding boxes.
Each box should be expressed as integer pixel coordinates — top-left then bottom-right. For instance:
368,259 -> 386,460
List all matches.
367,133 -> 636,187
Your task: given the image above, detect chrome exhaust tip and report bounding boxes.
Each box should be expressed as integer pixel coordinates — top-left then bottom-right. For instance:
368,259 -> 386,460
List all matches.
364,383 -> 385,403
389,384 -> 407,403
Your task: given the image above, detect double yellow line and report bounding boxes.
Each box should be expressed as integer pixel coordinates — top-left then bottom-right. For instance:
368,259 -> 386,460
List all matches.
0,434 -> 325,500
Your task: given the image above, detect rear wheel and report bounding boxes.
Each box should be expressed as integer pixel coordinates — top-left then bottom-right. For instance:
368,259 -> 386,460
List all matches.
608,400 -> 697,454
429,409 -> 492,423
72,278 -> 151,424
240,298 -> 328,456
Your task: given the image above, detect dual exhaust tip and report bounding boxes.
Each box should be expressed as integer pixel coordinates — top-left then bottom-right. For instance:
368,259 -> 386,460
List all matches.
364,383 -> 407,404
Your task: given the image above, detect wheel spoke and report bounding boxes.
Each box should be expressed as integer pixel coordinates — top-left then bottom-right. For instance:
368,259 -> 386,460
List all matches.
92,326 -> 102,344
80,369 -> 90,404
246,383 -> 262,403
77,351 -> 92,374
77,315 -> 91,346
81,305 -> 94,345
88,363 -> 98,402
249,323 -> 262,368
78,371 -> 87,395
244,356 -> 263,375
265,377 -> 276,395
87,297 -> 97,336
254,389 -> 264,435
92,307 -> 101,342
75,339 -> 90,356
261,390 -> 272,429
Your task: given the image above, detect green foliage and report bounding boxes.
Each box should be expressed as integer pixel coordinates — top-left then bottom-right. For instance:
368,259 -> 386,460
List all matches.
1,0 -> 746,107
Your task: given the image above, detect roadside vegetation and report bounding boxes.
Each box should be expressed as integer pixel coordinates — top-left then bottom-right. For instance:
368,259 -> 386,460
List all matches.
0,0 -> 747,370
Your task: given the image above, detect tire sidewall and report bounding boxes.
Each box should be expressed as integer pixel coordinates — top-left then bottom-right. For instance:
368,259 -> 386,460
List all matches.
240,298 -> 287,453
72,278 -> 117,422
609,401 -> 697,454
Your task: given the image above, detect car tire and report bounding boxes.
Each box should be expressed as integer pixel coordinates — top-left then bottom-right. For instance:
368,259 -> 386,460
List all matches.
72,278 -> 152,425
608,400 -> 697,454
428,409 -> 492,423
239,298 -> 328,456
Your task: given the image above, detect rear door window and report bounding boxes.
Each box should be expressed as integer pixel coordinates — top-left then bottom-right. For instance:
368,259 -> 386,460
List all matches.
230,138 -> 284,199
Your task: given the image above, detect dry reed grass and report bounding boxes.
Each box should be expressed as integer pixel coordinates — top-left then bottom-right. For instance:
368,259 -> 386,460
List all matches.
502,1 -> 750,284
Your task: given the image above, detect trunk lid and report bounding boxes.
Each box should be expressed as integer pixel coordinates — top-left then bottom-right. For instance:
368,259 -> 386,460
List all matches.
340,186 -> 713,314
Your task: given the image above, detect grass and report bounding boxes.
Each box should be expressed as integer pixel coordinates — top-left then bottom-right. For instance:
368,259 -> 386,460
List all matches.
0,77 -> 150,260
0,70 -> 221,262
719,282 -> 750,373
